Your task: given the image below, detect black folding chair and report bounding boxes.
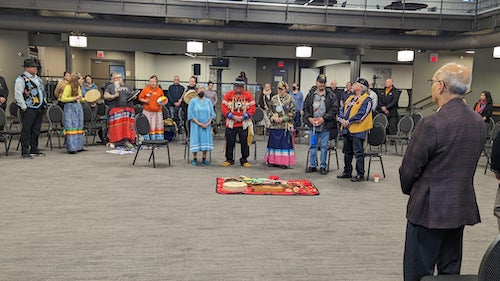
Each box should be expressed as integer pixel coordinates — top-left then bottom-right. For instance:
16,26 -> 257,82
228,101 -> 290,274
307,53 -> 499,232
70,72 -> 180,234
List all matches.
364,124 -> 386,180
0,108 -> 22,156
132,113 -> 171,168
46,105 -> 65,149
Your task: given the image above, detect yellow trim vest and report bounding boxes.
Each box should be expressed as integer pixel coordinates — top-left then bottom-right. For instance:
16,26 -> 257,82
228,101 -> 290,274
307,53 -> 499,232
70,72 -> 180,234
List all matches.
344,93 -> 373,133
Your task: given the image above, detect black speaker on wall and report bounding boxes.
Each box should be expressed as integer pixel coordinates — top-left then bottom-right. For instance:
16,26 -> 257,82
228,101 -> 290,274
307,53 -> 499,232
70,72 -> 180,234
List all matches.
193,64 -> 201,76
211,58 -> 229,67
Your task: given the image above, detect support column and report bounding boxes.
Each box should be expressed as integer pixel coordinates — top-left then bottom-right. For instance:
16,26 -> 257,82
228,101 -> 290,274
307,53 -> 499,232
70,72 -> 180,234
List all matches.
350,51 -> 361,82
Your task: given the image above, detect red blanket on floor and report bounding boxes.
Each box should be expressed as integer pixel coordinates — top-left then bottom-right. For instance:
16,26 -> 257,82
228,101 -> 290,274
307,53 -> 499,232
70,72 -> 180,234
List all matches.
216,176 -> 319,195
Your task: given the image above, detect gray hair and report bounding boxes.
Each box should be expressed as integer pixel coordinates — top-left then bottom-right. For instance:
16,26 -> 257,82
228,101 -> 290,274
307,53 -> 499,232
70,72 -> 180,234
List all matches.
434,62 -> 471,95
359,84 -> 368,93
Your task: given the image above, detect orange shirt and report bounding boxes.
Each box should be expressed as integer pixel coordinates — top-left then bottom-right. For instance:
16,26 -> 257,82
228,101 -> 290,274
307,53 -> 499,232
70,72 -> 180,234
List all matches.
139,85 -> 165,112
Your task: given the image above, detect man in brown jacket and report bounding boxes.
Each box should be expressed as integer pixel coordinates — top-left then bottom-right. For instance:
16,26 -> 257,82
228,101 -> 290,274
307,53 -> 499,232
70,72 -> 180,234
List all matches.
399,62 -> 486,281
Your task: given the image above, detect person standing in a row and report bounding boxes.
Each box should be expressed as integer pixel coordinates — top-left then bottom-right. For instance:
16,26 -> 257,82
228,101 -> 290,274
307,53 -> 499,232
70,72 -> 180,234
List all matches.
378,78 -> 400,135
490,129 -> 500,233
167,75 -> 185,127
303,74 -> 338,175
188,86 -> 215,166
103,73 -> 136,149
138,75 -> 166,140
264,81 -> 296,168
60,73 -> 86,154
400,62 -> 486,281
221,77 -> 256,168
0,71 -> 8,142
14,59 -> 46,158
290,82 -> 303,130
337,78 -> 373,182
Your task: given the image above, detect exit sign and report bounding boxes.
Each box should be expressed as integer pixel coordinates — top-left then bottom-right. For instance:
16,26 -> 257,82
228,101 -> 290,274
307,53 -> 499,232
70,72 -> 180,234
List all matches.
429,53 -> 439,63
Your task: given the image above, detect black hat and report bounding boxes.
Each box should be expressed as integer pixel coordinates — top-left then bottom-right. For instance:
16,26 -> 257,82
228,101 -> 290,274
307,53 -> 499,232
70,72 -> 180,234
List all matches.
233,77 -> 246,86
23,59 -> 40,67
355,77 -> 369,88
316,74 -> 327,83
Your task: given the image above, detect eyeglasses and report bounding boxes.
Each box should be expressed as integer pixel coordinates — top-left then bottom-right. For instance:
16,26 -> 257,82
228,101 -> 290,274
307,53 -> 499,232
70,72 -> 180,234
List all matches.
427,79 -> 446,89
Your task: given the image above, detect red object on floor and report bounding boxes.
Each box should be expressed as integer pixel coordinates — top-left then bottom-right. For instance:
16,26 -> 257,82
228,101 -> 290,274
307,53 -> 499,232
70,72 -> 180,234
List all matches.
216,177 -> 319,196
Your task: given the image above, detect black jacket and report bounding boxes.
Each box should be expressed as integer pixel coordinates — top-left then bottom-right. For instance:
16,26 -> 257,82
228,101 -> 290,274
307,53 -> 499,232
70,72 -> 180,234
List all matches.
0,76 -> 8,110
473,101 -> 493,123
303,87 -> 338,138
378,86 -> 400,117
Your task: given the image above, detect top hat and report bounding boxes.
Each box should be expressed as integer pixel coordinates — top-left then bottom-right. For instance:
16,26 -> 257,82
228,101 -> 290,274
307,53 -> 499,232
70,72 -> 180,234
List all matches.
23,59 -> 40,67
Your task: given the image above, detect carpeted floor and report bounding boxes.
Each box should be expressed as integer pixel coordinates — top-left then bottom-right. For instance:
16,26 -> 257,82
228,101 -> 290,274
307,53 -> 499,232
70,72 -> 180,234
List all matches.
0,136 -> 498,281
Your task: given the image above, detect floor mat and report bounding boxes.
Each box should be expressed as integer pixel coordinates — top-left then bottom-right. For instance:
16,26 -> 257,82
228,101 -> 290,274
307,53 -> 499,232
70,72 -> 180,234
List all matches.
216,176 -> 319,196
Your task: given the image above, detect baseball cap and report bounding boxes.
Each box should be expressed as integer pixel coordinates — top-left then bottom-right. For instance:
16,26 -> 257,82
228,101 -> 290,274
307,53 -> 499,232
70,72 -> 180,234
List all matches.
316,74 -> 327,83
233,77 -> 246,86
277,81 -> 288,90
355,77 -> 369,88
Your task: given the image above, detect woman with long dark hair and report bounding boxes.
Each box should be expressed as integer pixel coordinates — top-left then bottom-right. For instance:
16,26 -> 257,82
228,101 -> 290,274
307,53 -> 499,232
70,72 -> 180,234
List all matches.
474,90 -> 493,123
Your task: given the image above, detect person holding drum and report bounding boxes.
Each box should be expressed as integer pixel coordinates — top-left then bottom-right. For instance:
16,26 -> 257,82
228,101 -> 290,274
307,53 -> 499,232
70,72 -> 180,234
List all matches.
138,75 -> 167,141
54,71 -> 71,108
81,75 -> 99,97
180,76 -> 197,139
103,72 -> 136,149
59,73 -> 86,154
188,86 -> 215,166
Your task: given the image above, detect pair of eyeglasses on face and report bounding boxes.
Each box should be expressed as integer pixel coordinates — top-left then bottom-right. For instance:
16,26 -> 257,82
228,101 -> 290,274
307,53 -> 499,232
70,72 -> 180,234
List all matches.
427,79 -> 446,88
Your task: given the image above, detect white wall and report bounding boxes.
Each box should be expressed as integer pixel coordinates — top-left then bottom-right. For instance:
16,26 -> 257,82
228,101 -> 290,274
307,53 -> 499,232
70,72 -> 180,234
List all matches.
135,53 -> 257,86
0,30 -> 30,113
324,63 -> 351,86
38,46 -> 66,79
361,64 -> 413,89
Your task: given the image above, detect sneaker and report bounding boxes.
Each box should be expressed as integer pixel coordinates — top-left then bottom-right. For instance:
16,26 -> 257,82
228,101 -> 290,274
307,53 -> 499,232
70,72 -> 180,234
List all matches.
202,160 -> 210,165
319,168 -> 328,175
221,161 -> 233,167
124,141 -> 135,149
191,160 -> 199,166
21,154 -> 33,159
241,162 -> 252,168
30,151 -> 46,157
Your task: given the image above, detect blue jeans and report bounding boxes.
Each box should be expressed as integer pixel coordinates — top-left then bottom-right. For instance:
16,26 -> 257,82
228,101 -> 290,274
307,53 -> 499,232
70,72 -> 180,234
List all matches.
308,129 -> 330,168
342,134 -> 365,176
294,112 -> 302,129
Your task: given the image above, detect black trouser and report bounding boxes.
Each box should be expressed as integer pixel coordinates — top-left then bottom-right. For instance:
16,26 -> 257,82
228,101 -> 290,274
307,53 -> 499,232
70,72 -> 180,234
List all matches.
225,126 -> 249,164
388,114 -> 399,135
404,221 -> 464,281
20,107 -> 44,154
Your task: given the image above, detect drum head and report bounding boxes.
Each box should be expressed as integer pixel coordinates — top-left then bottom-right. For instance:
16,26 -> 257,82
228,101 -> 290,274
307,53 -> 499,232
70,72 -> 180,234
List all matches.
222,181 -> 248,192
183,90 -> 197,104
157,96 -> 168,105
85,89 -> 101,103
